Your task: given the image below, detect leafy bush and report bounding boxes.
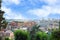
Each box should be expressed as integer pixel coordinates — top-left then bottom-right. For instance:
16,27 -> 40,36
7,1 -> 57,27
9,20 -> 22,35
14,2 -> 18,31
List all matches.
36,31 -> 48,40
14,30 -> 29,40
5,37 -> 10,40
51,30 -> 60,40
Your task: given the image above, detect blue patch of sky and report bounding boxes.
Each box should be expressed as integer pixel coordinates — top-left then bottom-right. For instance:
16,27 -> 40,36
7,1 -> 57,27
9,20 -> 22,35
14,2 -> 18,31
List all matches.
5,0 -> 47,12
48,13 -> 60,19
2,0 -> 50,19
22,12 -> 39,19
4,0 -> 47,19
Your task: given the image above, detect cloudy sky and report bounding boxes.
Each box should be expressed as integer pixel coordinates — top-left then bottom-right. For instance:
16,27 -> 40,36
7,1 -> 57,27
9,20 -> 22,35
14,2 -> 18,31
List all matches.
1,0 -> 60,19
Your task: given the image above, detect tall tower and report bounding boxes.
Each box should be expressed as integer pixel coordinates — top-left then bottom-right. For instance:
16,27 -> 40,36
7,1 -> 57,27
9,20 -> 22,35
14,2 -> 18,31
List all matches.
0,0 -> 5,30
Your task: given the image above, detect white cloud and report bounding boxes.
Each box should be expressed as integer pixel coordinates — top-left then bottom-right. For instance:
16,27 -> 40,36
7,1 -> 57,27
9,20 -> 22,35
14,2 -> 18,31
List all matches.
27,7 -> 50,18
28,0 -> 39,5
28,0 -> 58,6
2,0 -> 20,5
1,6 -> 27,19
40,0 -> 60,7
27,5 -> 60,18
26,0 -> 60,18
2,0 -> 60,19
40,0 -> 57,5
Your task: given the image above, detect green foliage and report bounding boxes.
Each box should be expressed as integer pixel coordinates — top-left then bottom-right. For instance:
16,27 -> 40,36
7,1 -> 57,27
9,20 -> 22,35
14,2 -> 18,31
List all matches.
31,24 -> 40,32
29,24 -> 40,40
0,20 -> 8,31
50,29 -> 60,40
14,30 -> 29,40
2,20 -> 8,29
5,37 -> 10,40
59,21 -> 60,30
36,31 -> 48,40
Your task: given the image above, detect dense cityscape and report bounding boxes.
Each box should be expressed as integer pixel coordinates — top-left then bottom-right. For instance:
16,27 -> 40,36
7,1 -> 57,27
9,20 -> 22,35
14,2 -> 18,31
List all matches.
0,0 -> 60,40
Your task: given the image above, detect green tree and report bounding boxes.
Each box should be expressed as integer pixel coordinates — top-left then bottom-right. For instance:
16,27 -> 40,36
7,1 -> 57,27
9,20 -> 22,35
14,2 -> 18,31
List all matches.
59,20 -> 60,29
51,29 -> 60,40
1,20 -> 8,29
30,24 -> 41,40
0,10 -> 5,30
0,1 -> 8,30
0,0 -> 2,8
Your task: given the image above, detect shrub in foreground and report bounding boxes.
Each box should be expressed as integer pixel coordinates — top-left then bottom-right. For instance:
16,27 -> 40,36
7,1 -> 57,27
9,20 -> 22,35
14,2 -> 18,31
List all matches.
14,30 -> 29,40
51,30 -> 60,40
5,37 -> 10,40
36,31 -> 48,40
